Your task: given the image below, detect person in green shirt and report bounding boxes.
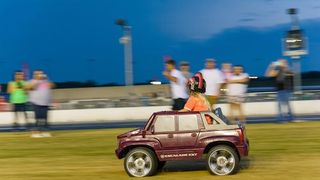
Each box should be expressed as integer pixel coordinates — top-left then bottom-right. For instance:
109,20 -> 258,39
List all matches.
7,71 -> 29,128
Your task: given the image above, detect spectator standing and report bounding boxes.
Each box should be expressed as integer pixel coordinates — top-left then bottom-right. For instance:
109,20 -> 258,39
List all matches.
7,71 -> 29,128
227,65 -> 249,124
28,70 -> 54,137
163,59 -> 188,110
266,59 -> 294,122
179,61 -> 193,79
221,63 -> 233,96
221,63 -> 233,80
200,58 -> 225,109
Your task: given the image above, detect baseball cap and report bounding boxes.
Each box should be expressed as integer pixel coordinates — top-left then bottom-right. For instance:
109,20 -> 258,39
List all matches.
180,61 -> 189,66
206,58 -> 216,62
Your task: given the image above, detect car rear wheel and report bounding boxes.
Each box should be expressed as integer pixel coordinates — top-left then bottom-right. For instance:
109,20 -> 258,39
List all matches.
206,145 -> 239,175
124,147 -> 158,177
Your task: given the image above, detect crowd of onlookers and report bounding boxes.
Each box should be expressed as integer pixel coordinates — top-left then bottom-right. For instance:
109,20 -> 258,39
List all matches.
5,69 -> 54,137
163,58 -> 295,123
163,58 -> 249,124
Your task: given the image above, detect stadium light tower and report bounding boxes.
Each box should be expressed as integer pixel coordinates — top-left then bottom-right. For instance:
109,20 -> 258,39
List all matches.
115,19 -> 133,86
282,8 -> 308,92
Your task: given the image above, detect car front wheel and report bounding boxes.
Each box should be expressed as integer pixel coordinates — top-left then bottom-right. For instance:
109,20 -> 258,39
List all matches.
158,161 -> 166,170
124,147 -> 158,177
206,145 -> 239,175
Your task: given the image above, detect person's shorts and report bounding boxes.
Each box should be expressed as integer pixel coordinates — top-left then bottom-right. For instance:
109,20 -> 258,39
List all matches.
13,103 -> 27,112
172,98 -> 187,110
228,96 -> 245,104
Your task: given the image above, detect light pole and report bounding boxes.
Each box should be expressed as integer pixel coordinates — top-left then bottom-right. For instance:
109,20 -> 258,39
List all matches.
115,19 -> 133,86
283,8 -> 308,92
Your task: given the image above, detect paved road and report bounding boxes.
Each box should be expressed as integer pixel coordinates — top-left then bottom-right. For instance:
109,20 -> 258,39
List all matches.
0,115 -> 319,132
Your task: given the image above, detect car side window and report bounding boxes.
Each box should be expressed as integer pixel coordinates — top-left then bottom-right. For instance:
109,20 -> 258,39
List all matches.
204,114 -> 220,125
178,114 -> 199,131
154,115 -> 175,133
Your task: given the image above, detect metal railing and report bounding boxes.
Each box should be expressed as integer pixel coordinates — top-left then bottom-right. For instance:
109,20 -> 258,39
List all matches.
1,90 -> 320,111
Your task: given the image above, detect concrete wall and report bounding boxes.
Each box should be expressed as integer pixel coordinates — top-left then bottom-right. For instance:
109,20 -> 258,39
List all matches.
1,100 -> 319,126
51,85 -> 171,102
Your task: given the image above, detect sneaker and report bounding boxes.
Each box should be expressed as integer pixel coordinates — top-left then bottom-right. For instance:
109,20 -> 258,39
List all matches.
292,119 -> 306,123
41,132 -> 52,137
31,133 -> 43,138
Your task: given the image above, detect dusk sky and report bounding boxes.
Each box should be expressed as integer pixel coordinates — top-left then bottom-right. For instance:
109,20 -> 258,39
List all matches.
0,0 -> 320,84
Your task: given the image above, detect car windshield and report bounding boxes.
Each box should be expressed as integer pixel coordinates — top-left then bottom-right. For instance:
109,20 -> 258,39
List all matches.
213,108 -> 232,125
144,114 -> 155,130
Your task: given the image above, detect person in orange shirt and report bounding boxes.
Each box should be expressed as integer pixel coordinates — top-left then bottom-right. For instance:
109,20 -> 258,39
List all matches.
179,72 -> 211,112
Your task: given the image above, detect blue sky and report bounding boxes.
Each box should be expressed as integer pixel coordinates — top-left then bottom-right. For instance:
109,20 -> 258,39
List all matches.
0,0 -> 320,84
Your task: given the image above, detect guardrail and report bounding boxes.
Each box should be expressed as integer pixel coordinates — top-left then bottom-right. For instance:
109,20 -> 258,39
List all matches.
1,90 -> 320,111
1,100 -> 320,126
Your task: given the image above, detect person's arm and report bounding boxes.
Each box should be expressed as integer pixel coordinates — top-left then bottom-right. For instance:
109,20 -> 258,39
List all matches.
7,82 -> 14,94
240,77 -> 249,84
45,76 -> 55,88
217,71 -> 226,95
265,64 -> 279,77
21,81 -> 29,91
228,76 -> 249,84
285,69 -> 294,76
48,81 -> 55,89
179,108 -> 189,112
162,71 -> 178,83
179,96 -> 195,112
25,80 -> 36,90
24,82 -> 31,90
220,73 -> 228,90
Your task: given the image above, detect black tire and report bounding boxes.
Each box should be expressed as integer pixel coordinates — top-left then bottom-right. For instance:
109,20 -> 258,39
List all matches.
124,147 -> 158,177
158,161 -> 166,170
206,145 -> 240,175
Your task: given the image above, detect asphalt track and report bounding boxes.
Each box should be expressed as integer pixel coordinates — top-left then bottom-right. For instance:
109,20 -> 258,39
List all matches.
0,114 -> 319,132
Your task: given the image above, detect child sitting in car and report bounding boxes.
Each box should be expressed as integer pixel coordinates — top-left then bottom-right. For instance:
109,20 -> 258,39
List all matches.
179,72 -> 211,112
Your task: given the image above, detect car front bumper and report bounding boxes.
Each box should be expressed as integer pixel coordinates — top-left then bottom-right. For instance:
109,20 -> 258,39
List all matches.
115,149 -> 122,159
237,138 -> 249,157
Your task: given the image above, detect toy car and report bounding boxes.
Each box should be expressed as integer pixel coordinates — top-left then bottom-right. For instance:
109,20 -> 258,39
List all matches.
115,108 -> 249,177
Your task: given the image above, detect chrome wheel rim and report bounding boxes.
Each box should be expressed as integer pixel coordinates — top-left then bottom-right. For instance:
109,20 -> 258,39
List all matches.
126,151 -> 152,177
208,149 -> 235,175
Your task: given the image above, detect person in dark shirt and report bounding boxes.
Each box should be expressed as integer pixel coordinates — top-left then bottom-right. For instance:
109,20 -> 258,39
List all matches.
266,59 -> 294,122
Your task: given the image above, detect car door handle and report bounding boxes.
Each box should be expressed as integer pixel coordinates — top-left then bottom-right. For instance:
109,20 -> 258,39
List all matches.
168,134 -> 173,138
191,133 -> 197,137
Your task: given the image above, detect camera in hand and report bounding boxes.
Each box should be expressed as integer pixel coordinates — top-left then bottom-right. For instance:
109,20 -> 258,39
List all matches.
272,61 -> 281,67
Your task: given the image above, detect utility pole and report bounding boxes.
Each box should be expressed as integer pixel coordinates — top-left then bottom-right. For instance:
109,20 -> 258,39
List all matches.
283,8 -> 308,92
115,19 -> 133,86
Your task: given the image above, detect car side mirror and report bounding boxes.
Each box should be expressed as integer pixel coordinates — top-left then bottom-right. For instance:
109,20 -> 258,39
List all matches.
142,130 -> 146,138
151,125 -> 155,134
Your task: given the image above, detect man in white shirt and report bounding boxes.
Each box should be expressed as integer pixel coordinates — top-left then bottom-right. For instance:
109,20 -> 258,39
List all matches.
227,65 -> 249,123
179,61 -> 193,79
163,59 -> 188,110
200,58 -> 225,109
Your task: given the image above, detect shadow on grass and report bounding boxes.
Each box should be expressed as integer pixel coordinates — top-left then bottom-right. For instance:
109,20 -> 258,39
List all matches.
160,158 -> 251,172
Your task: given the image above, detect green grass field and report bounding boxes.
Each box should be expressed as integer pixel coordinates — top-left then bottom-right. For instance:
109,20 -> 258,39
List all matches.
1,122 -> 320,180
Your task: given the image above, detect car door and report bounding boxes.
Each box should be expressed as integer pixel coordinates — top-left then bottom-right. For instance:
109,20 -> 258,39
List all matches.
152,115 -> 177,148
175,114 -> 200,148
